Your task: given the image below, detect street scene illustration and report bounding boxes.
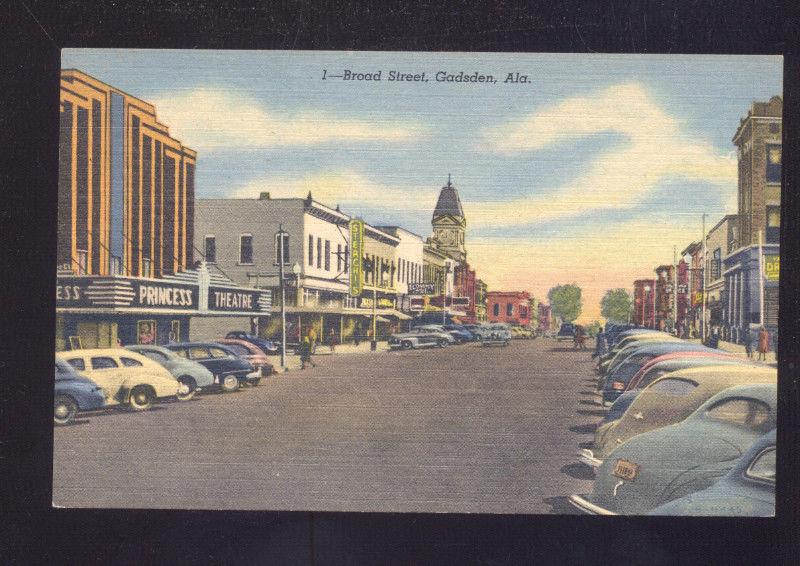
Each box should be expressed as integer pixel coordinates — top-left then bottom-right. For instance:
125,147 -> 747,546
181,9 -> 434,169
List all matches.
54,51 -> 781,515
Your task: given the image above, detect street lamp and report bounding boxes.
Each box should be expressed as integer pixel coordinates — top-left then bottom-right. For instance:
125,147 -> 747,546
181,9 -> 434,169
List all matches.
643,285 -> 651,328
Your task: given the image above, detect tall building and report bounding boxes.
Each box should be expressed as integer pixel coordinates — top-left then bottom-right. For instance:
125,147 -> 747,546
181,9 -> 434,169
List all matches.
58,69 -> 197,278
56,70 -> 269,350
724,96 -> 782,345
633,279 -> 656,328
430,176 -> 467,263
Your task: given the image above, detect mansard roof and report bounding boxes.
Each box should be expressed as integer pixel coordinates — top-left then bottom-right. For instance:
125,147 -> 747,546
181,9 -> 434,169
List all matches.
433,176 -> 464,219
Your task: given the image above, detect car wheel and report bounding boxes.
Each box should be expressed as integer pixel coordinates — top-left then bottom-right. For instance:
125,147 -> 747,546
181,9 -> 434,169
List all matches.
128,385 -> 154,411
437,338 -> 448,348
221,375 -> 240,392
54,395 -> 78,426
401,340 -> 413,350
176,376 -> 197,401
248,376 -> 262,386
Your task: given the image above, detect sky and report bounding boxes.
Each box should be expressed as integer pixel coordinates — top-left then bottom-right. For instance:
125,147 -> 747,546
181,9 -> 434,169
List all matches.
62,50 -> 783,322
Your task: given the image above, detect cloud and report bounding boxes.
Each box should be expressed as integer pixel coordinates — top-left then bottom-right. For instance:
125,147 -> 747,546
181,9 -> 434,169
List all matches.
472,83 -> 737,226
151,88 -> 426,151
230,170 -> 438,216
467,213 -> 704,323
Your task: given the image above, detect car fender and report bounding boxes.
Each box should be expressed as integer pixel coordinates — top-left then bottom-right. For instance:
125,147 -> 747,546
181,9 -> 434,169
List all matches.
121,373 -> 179,399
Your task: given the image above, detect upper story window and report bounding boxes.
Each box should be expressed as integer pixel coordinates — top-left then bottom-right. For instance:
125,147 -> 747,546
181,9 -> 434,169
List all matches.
766,144 -> 781,183
711,248 -> 721,280
308,235 -> 314,266
275,232 -> 289,265
337,244 -> 342,272
316,238 -> 322,269
766,206 -> 780,244
493,303 -> 500,316
325,240 -> 331,271
204,236 -> 216,264
239,234 -> 253,264
506,303 -> 513,316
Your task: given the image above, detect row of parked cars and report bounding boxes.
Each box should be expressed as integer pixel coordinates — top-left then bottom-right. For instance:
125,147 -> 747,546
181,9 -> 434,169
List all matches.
566,323 -> 776,516
54,332 -> 278,425
387,322 -> 535,350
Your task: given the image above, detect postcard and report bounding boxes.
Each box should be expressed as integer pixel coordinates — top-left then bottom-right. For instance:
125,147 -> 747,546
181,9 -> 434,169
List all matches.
53,50 -> 781,515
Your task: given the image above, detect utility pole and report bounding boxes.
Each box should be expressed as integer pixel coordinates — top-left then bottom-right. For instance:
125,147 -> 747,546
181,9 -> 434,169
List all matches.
278,225 -> 287,369
371,283 -> 377,351
701,213 -> 707,341
758,230 -> 765,327
673,245 -> 678,335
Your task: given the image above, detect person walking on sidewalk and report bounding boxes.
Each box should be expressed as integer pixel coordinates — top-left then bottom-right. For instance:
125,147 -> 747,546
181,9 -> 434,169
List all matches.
299,337 -> 316,369
757,326 -> 770,361
744,326 -> 753,359
327,328 -> 338,353
308,326 -> 318,354
592,326 -> 607,359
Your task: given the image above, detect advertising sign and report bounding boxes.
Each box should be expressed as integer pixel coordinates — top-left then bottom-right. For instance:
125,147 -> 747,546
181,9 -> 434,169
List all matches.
408,282 -> 435,295
349,219 -> 364,297
764,254 -> 780,281
208,286 -> 271,313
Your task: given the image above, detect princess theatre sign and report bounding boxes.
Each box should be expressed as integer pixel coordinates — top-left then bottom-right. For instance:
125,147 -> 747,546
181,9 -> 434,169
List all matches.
56,264 -> 271,316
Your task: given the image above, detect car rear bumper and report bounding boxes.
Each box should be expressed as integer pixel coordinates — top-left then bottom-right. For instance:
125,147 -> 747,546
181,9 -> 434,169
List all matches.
577,449 -> 603,469
568,494 -> 617,515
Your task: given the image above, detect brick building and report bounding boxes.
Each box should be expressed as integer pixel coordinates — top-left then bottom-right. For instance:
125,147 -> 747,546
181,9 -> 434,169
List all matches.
486,291 -> 531,326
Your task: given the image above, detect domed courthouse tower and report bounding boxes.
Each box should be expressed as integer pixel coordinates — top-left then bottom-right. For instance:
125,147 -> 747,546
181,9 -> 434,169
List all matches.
431,176 -> 467,263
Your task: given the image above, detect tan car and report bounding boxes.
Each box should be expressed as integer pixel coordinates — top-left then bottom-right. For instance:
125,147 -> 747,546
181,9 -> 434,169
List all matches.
580,364 -> 777,469
57,348 -> 185,410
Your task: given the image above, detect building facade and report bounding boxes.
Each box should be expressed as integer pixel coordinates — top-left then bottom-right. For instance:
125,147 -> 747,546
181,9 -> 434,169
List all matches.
475,279 -> 488,322
429,176 -> 467,263
632,279 -> 656,328
654,265 -> 674,331
486,291 -> 531,326
56,70 -> 268,350
724,96 -> 782,346
704,214 -> 738,335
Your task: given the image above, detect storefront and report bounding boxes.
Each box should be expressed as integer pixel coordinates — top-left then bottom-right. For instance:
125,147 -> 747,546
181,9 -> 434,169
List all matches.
56,268 -> 272,351
723,244 -> 779,347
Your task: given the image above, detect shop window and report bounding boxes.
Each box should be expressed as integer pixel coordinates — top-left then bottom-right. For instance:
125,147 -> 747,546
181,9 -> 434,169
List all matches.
239,234 -> 254,264
205,236 -> 216,263
766,206 -> 780,244
766,144 -> 781,183
275,232 -> 289,265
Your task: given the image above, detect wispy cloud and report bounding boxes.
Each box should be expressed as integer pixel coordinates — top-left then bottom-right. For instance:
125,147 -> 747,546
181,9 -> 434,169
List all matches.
472,83 -> 737,226
230,170 -> 437,216
151,88 -> 427,151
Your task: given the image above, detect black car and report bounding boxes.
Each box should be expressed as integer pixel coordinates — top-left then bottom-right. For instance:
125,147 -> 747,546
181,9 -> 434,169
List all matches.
166,342 -> 255,392
556,323 -> 576,341
225,331 -> 280,355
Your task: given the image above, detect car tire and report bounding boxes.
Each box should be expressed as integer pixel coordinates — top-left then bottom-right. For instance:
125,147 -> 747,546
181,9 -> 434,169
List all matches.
437,338 -> 448,348
248,376 -> 262,387
401,340 -> 413,350
221,374 -> 240,393
176,376 -> 197,401
54,395 -> 78,426
128,385 -> 154,411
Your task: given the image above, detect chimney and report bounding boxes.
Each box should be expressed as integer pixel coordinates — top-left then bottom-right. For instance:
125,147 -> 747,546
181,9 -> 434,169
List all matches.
259,192 -> 271,200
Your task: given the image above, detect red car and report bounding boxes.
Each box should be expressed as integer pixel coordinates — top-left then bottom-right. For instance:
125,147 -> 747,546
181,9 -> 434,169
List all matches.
215,338 -> 275,382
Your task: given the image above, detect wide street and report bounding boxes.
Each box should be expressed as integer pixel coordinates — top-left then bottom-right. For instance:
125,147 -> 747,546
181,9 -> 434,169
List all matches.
53,338 -> 598,513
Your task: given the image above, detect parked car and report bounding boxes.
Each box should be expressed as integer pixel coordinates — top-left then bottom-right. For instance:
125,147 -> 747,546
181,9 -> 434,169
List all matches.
442,324 -> 476,343
54,357 -> 106,425
215,338 -> 275,383
416,325 -> 457,345
58,349 -> 184,410
599,342 -> 726,405
570,382 -> 777,515
388,326 -> 453,350
224,331 -> 280,355
599,332 -> 679,370
166,342 -> 255,392
511,326 -> 534,339
461,324 -> 484,340
556,323 -> 576,341
481,323 -> 512,346
579,364 -> 776,469
648,428 -> 775,516
126,344 -> 215,399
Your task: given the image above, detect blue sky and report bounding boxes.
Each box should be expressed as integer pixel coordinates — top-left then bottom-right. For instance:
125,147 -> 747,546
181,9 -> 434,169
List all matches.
62,50 -> 782,320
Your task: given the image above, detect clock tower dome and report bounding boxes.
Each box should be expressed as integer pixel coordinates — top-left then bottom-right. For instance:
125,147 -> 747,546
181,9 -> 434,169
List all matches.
431,175 -> 466,262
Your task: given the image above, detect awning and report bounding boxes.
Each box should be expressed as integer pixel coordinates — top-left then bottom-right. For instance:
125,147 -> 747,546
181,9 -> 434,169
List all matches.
375,316 -> 391,323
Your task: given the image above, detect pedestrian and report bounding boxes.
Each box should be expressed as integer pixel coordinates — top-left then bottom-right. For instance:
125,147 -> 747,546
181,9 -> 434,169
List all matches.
327,328 -> 338,353
353,324 -> 361,347
308,325 -> 318,352
592,326 -> 607,359
757,326 -> 770,361
299,336 -> 316,369
707,327 -> 720,349
574,325 -> 586,350
744,326 -> 753,359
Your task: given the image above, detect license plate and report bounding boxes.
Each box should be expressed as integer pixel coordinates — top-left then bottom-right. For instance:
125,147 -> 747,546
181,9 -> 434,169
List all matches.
613,459 -> 639,481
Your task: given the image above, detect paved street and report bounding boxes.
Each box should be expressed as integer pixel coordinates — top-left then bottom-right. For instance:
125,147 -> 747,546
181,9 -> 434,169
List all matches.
53,338 -> 597,513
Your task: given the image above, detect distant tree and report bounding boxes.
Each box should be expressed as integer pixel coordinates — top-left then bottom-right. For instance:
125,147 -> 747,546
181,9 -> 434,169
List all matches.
547,284 -> 582,323
601,288 -> 633,322
586,320 -> 602,337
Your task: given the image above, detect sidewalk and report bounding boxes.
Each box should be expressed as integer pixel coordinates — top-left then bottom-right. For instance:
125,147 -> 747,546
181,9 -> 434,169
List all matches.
274,341 -> 391,373
687,338 -> 777,365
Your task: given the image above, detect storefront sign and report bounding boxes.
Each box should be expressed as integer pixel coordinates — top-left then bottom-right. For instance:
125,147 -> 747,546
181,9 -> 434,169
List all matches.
764,255 -> 780,281
360,297 -> 394,309
208,286 -> 271,313
451,296 -> 470,307
349,219 -> 364,297
408,282 -> 435,295
409,297 -> 424,311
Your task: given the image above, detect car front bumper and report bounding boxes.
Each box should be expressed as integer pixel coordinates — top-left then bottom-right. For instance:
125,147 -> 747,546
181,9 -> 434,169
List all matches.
568,494 -> 617,515
577,449 -> 603,469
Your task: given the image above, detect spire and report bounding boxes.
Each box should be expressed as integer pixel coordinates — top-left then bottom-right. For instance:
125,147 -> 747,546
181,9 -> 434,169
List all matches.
433,176 -> 464,219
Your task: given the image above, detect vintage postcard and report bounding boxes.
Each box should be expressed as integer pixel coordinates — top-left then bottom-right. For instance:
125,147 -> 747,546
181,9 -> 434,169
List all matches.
53,50 -> 782,515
